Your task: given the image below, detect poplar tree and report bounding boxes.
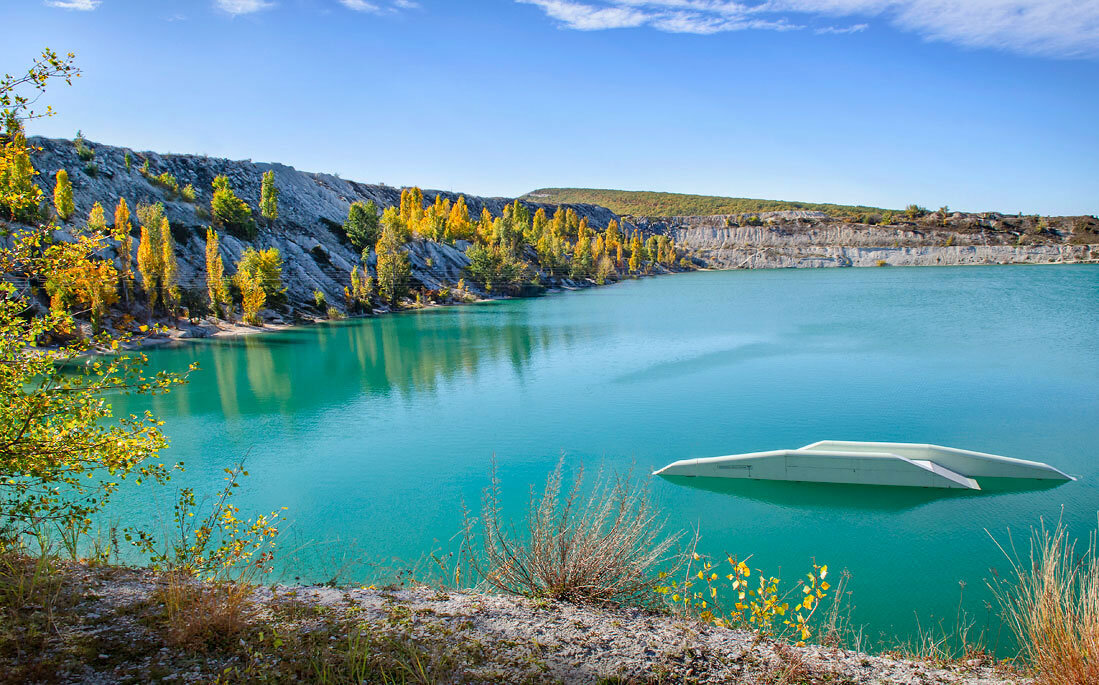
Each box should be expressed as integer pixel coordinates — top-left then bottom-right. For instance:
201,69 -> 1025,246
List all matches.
477,207 -> 495,245
113,198 -> 133,300
237,270 -> 265,325
205,228 -> 230,317
211,174 -> 254,238
551,208 -> 566,241
345,200 -> 380,251
136,202 -> 166,310
160,216 -> 179,311
86,201 -> 106,233
53,168 -> 74,221
629,232 -> 642,273
0,117 -> 42,221
376,207 -> 411,305
571,236 -> 593,278
259,169 -> 278,225
137,225 -> 159,310
446,195 -> 472,242
605,219 -> 621,252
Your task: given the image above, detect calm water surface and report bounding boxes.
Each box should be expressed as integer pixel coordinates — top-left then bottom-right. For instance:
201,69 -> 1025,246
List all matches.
113,265 -> 1099,647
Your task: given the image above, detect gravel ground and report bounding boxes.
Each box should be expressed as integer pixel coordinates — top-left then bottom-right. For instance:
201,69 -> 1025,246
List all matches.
1,562 -> 1027,684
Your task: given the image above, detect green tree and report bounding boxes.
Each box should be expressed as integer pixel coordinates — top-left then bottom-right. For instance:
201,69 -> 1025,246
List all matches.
344,200 -> 380,251
259,169 -> 278,225
53,168 -> 74,221
211,174 -> 255,239
376,209 -> 411,305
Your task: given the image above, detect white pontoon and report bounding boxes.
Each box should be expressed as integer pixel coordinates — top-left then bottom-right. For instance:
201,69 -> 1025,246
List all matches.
653,441 -> 1074,490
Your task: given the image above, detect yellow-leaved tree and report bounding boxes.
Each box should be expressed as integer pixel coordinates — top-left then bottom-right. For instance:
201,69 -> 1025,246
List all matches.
113,197 -> 133,301
53,168 -> 74,221
205,228 -> 230,317
0,48 -> 194,542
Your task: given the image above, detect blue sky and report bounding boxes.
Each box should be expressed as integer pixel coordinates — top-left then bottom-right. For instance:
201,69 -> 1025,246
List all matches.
4,0 -> 1097,214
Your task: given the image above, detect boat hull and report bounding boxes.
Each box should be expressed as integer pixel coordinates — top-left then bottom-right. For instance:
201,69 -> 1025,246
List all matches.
653,442 -> 1074,490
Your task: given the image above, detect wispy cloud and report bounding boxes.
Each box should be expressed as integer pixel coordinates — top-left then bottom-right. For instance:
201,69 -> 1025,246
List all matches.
518,0 -> 1099,58
337,0 -> 420,12
44,0 -> 101,10
815,23 -> 867,34
215,0 -> 275,15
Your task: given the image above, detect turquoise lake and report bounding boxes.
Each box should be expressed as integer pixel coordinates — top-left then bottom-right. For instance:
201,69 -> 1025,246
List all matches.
113,264 -> 1099,649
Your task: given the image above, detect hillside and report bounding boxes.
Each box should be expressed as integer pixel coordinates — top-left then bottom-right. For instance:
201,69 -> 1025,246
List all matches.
522,188 -> 890,218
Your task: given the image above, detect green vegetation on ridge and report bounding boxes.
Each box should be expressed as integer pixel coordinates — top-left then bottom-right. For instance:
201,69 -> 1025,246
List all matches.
523,187 -> 891,218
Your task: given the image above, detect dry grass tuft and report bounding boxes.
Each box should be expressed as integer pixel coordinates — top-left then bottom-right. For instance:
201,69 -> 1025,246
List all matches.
155,572 -> 253,651
463,458 -> 680,604
989,517 -> 1099,685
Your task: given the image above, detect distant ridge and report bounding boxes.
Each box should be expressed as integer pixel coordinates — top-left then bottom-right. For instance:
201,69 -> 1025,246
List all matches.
521,188 -> 891,218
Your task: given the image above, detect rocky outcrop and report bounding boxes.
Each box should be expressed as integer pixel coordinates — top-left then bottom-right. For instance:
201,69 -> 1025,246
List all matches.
26,137 -> 619,313
631,213 -> 1099,269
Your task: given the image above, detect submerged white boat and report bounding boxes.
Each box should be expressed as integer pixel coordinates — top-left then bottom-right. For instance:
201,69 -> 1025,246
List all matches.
653,441 -> 1074,490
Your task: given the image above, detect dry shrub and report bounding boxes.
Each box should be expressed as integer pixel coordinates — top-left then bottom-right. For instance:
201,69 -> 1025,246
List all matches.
156,572 -> 253,650
463,458 -> 680,604
989,517 -> 1099,685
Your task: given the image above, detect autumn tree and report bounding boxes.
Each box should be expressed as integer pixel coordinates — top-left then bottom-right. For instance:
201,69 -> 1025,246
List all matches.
236,247 -> 286,307
237,269 -> 265,325
571,235 -> 593,279
113,197 -> 133,300
344,200 -> 380,252
205,228 -> 230,317
628,232 -> 642,273
53,168 -> 74,221
259,169 -> 278,225
446,195 -> 473,242
399,186 -> 424,227
160,216 -> 179,312
86,201 -> 105,232
136,202 -> 165,310
0,117 -> 42,222
0,48 -> 194,541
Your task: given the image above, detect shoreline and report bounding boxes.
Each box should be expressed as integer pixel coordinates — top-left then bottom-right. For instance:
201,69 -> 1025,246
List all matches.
132,259 -> 1097,351
3,558 -> 1027,684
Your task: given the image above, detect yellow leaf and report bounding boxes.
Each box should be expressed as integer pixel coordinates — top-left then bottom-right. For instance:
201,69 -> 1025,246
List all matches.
820,565 -> 828,579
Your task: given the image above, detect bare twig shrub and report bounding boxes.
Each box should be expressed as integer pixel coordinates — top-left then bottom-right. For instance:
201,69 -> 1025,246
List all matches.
462,459 -> 680,604
989,517 -> 1099,685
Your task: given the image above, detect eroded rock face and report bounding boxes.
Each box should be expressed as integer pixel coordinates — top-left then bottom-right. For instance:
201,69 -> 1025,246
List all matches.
628,213 -> 1098,269
27,137 -> 618,312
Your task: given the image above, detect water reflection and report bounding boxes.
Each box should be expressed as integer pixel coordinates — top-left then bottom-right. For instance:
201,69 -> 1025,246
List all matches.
658,475 -> 1066,512
141,303 -> 592,418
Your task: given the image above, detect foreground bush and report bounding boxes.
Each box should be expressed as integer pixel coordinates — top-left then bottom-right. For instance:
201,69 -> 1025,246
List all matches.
990,519 -> 1099,685
463,460 -> 678,604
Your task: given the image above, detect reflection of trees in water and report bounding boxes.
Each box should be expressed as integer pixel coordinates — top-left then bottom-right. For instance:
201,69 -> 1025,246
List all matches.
145,304 -> 592,419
